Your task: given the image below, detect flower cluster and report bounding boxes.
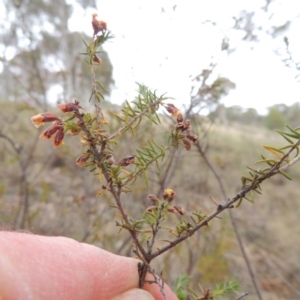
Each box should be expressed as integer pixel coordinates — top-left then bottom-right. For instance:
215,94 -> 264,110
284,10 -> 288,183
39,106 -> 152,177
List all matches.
146,188 -> 185,215
165,104 -> 198,151
31,101 -> 83,148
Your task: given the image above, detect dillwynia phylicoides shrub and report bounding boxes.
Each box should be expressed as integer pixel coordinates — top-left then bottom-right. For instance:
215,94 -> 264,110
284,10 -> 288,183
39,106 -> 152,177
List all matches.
30,13 -> 300,300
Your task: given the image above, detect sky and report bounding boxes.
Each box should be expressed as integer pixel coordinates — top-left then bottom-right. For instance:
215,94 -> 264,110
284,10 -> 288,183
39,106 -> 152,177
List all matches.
2,0 -> 300,114
66,0 -> 300,114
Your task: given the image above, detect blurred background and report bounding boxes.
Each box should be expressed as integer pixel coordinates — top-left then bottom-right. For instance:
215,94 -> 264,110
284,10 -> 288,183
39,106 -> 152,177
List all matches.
1,1 -> 300,299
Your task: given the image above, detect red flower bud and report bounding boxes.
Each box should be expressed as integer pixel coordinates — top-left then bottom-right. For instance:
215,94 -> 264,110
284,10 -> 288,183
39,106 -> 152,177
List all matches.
57,101 -> 82,113
92,13 -> 107,36
53,127 -> 64,147
165,103 -> 181,117
147,194 -> 159,203
118,156 -> 135,167
40,124 -> 61,139
186,132 -> 198,143
93,54 -> 102,65
31,112 -> 61,128
76,153 -> 90,167
183,139 -> 191,151
176,120 -> 190,132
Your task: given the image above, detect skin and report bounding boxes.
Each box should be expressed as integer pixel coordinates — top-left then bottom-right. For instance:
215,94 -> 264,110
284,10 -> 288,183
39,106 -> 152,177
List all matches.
0,232 -> 178,300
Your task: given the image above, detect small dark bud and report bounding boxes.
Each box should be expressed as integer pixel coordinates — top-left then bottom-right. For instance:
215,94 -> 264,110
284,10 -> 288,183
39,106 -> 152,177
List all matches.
118,155 -> 135,166
76,153 -> 90,167
147,194 -> 159,203
93,54 -> 102,65
165,103 -> 181,116
146,206 -> 158,212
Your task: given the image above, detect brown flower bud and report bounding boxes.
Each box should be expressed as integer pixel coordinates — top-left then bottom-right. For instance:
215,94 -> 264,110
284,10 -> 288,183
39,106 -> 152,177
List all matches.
92,13 -> 107,36
176,120 -> 190,132
93,54 -> 102,65
163,189 -> 176,202
57,101 -> 82,113
67,128 -> 81,135
76,153 -> 90,167
186,132 -> 198,142
118,155 -> 135,166
176,114 -> 183,123
40,124 -> 61,139
167,206 -> 184,215
146,206 -> 158,212
173,205 -> 185,215
147,194 -> 159,203
76,119 -> 84,127
53,127 -> 64,147
31,112 -> 61,128
165,103 -> 181,117
183,139 -> 191,151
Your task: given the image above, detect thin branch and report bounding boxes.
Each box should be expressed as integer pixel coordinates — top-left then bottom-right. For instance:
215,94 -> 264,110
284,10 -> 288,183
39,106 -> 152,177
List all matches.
150,139 -> 300,260
75,110 -> 148,260
236,292 -> 248,300
108,99 -> 164,141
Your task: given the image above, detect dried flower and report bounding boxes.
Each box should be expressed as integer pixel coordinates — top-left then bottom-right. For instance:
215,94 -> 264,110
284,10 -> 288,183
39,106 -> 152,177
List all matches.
53,127 -> 64,147
31,112 -> 61,128
92,13 -> 107,36
147,194 -> 159,203
93,54 -> 102,65
163,189 -> 176,202
76,153 -> 90,167
183,139 -> 191,151
118,155 -> 135,167
165,103 -> 181,117
40,124 -> 61,139
57,101 -> 82,113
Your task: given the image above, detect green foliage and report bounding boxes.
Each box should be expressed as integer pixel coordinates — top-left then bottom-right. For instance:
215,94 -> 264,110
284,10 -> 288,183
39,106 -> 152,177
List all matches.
212,278 -> 240,298
174,274 -> 190,300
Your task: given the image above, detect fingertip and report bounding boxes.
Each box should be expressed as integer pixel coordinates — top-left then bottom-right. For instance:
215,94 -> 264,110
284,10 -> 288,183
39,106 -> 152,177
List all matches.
111,288 -> 155,300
